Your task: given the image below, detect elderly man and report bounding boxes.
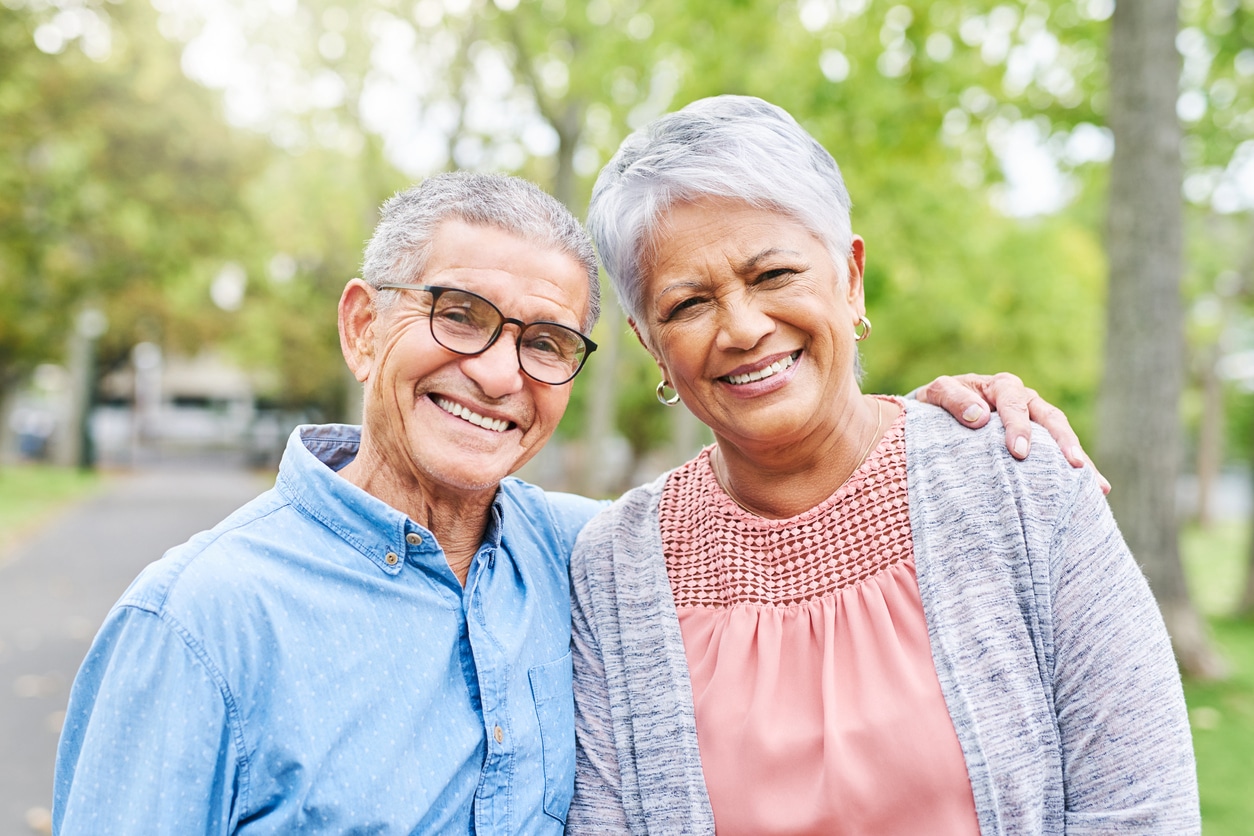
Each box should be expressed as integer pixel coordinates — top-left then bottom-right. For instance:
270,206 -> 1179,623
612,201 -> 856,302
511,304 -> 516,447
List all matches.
53,171 -> 1089,834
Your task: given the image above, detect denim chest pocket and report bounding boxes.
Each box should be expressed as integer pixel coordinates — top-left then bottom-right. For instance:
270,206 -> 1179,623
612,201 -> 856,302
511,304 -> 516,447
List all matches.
528,652 -> 575,823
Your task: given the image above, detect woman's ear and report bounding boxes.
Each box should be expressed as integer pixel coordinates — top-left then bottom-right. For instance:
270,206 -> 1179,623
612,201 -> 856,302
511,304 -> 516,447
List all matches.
628,317 -> 669,380
627,317 -> 649,352
339,279 -> 378,383
846,235 -> 867,316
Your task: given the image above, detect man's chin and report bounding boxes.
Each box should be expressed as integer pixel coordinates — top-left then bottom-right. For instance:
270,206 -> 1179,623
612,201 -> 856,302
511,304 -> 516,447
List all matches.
413,449 -> 531,494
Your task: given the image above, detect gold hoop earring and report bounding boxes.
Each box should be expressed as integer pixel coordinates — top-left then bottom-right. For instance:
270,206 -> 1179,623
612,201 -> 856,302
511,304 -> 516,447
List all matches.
854,316 -> 872,342
656,380 -> 680,406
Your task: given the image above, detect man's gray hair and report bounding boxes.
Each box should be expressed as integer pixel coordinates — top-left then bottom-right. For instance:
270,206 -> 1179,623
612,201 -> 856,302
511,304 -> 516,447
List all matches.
587,95 -> 853,328
362,171 -> 601,331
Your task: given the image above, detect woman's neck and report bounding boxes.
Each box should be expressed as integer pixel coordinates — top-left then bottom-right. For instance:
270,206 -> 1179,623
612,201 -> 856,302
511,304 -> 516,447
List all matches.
710,395 -> 899,519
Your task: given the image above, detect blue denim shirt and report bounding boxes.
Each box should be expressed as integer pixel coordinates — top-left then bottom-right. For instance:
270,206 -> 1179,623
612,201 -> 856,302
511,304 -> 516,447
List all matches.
54,424 -> 603,835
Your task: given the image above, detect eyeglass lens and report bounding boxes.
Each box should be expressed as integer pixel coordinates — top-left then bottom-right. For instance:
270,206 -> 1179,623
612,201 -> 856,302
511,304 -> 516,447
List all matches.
429,289 -> 588,383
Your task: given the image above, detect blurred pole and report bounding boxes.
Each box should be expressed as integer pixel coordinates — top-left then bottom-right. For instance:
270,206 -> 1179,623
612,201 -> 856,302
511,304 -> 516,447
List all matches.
0,385 -> 15,468
1236,217 -> 1254,616
54,308 -> 107,469
131,342 -> 163,463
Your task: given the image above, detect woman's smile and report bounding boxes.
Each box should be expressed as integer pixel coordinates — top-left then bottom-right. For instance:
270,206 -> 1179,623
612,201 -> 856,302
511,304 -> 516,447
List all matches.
720,349 -> 801,386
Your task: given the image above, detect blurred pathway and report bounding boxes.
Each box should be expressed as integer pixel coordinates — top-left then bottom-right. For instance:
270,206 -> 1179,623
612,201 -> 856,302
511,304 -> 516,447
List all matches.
0,462 -> 270,835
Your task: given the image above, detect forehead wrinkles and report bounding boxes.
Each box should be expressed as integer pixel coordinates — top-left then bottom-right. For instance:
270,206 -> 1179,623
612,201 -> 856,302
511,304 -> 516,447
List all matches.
650,227 -> 797,293
424,221 -> 590,324
429,272 -> 587,335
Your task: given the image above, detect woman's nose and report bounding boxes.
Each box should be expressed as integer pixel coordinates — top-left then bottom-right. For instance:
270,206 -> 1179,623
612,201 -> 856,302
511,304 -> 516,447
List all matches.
714,292 -> 776,351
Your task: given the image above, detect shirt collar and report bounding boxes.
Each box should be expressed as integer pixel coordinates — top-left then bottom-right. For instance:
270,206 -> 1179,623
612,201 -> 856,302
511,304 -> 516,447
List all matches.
275,424 -> 506,576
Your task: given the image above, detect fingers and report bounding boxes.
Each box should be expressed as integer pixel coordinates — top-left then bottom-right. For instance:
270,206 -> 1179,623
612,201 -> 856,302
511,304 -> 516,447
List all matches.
915,372 -> 1111,495
979,373 -> 1034,461
914,374 -> 992,429
1026,394 -> 1112,495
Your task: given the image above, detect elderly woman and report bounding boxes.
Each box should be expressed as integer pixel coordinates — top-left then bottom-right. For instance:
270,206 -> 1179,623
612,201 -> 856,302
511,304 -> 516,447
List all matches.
566,96 -> 1198,835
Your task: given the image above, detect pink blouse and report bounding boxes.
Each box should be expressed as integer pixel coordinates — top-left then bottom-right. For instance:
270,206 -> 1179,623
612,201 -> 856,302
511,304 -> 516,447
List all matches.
660,404 -> 980,835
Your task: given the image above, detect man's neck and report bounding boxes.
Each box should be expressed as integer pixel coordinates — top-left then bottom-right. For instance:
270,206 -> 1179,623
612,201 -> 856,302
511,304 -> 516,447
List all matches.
337,447 -> 497,586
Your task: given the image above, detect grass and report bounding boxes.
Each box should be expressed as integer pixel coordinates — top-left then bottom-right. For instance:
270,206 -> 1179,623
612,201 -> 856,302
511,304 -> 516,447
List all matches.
1181,520 -> 1254,835
0,462 -> 101,562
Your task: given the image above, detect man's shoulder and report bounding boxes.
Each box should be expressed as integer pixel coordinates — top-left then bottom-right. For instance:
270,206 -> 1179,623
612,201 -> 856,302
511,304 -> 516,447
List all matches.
499,477 -> 606,539
571,472 -> 668,561
117,486 -> 295,618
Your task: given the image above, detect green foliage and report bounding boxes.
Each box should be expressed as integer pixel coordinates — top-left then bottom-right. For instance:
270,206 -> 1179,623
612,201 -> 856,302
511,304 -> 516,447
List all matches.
0,463 -> 99,560
1181,521 -> 1254,834
1185,617 -> 1254,834
79,0 -> 1135,449
1175,0 -> 1254,470
0,1 -> 266,389
4,0 -> 1252,462
1183,520 -> 1249,616
228,143 -> 407,415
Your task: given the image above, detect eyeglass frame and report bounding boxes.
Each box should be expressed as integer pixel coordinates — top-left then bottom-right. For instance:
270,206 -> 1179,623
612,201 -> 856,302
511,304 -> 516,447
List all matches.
375,282 -> 598,385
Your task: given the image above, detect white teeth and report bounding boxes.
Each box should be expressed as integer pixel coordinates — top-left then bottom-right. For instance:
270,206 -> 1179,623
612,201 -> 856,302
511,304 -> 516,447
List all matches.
433,397 -> 511,433
725,352 -> 797,385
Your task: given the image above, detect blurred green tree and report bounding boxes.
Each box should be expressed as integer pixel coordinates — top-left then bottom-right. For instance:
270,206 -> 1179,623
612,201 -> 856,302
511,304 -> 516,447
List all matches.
0,0 -> 266,433
153,0 -> 1123,491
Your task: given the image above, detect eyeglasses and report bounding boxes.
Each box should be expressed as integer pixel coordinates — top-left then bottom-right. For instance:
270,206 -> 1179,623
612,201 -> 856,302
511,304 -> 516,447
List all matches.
377,283 -> 597,385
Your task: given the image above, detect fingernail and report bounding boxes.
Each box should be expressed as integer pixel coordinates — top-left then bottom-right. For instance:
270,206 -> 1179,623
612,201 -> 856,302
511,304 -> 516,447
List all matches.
1099,475 -> 1112,493
962,404 -> 983,423
1013,437 -> 1028,458
1068,446 -> 1085,465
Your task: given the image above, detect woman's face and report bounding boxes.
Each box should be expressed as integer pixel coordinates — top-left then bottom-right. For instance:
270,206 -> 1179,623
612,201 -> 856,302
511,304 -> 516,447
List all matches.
635,197 -> 866,452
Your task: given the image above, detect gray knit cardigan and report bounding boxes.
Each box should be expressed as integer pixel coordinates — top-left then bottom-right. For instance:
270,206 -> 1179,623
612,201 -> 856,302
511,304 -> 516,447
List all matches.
566,401 -> 1199,835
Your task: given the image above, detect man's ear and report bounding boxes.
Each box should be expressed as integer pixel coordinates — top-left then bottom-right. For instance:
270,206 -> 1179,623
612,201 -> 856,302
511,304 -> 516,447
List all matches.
339,279 -> 378,383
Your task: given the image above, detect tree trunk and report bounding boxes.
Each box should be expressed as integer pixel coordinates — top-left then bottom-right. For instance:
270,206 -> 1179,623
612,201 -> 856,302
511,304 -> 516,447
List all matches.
1096,0 -> 1226,678
1194,342 -> 1223,528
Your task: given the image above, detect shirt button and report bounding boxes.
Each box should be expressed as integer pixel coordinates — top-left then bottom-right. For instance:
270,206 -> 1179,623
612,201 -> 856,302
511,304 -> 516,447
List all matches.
494,726 -> 504,744
385,552 -> 399,565
406,533 -> 422,546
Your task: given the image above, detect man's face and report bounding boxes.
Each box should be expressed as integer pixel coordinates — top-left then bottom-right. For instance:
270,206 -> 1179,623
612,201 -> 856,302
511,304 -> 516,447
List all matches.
354,220 -> 591,495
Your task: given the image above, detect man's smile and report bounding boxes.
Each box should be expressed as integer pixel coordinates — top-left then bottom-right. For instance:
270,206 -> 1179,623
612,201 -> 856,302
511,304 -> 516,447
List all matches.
432,395 -> 516,433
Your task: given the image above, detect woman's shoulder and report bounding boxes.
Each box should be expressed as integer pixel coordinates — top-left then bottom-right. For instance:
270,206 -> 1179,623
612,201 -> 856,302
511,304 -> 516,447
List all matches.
902,399 -> 1103,536
574,469 -> 671,558
903,399 -> 1075,482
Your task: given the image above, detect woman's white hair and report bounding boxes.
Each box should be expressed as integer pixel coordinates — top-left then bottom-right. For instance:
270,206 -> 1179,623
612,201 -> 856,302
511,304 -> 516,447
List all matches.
587,95 -> 853,328
362,171 -> 601,331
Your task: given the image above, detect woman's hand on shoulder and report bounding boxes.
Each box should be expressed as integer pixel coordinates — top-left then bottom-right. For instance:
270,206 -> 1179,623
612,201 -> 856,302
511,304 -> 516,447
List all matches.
914,372 -> 1111,495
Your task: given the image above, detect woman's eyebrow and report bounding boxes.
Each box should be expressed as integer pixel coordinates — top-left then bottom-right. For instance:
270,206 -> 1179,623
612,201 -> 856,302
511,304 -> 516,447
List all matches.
656,279 -> 704,299
736,247 -> 804,273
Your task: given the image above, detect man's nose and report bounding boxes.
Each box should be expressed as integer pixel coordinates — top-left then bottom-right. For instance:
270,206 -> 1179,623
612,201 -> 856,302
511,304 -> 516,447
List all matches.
459,327 -> 526,398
